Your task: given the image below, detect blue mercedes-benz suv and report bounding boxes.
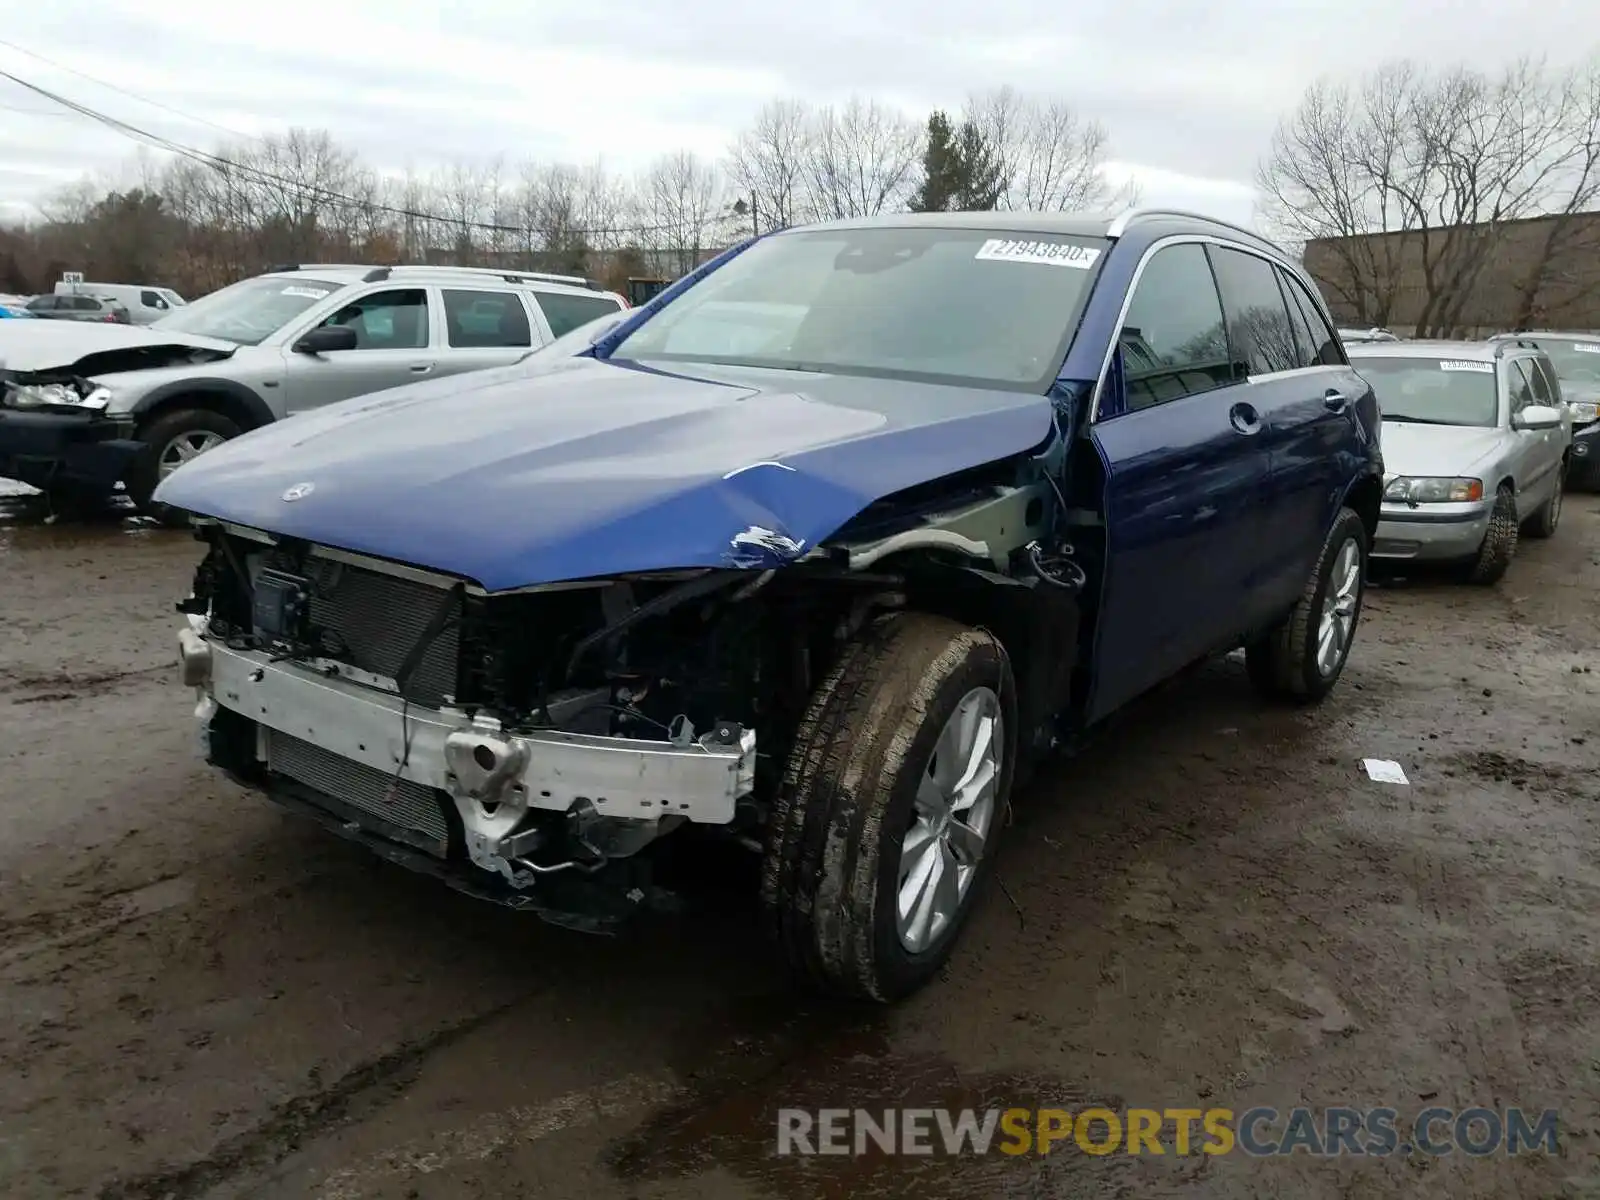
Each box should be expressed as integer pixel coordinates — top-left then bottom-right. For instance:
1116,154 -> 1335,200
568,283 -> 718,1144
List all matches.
160,208 -> 1382,1002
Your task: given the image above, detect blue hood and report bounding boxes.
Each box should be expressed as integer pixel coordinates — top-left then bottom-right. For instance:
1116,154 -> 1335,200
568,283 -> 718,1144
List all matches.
154,357 -> 1053,591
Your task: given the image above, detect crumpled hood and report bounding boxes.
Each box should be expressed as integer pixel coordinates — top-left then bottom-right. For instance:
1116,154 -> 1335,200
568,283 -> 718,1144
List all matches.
154,357 -> 1054,590
0,319 -> 235,374
1380,420 -> 1508,478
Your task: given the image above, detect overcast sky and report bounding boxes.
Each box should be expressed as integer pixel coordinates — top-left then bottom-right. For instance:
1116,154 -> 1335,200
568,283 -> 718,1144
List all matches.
4,1 -> 1599,231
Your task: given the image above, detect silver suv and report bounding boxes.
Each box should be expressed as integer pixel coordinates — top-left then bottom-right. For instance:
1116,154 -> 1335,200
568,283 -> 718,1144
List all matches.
0,264 -> 628,517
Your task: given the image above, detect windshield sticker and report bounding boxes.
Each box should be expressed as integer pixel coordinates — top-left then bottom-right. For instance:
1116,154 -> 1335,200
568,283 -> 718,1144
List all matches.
1439,360 -> 1494,373
975,239 -> 1101,269
281,286 -> 332,300
1571,342 -> 1600,353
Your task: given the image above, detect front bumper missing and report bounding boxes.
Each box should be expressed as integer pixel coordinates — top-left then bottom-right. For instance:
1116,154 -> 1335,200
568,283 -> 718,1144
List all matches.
0,407 -> 141,492
185,633 -> 757,891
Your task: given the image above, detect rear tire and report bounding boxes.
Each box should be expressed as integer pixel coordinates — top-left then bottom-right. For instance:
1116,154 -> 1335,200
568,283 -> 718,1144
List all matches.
1467,486 -> 1518,584
1522,471 -> 1562,539
1246,506 -> 1367,704
127,407 -> 241,526
760,612 -> 1016,1002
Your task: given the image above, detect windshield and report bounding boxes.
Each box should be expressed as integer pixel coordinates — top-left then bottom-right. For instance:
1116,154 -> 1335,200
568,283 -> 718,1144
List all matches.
151,275 -> 343,345
1520,339 -> 1600,387
609,226 -> 1108,390
1356,357 -> 1499,427
159,288 -> 186,306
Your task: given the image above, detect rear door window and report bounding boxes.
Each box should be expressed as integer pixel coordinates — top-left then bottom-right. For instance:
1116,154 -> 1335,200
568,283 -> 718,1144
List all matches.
442,289 -> 533,347
533,290 -> 624,339
1208,246 -> 1299,376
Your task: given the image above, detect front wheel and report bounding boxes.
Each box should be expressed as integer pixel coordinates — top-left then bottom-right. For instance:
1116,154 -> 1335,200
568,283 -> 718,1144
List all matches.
127,407 -> 242,525
760,612 -> 1017,1002
1246,506 -> 1368,703
1466,485 -> 1518,584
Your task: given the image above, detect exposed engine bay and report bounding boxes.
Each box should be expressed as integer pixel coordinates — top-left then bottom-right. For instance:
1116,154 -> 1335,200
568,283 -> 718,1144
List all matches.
176,461 -> 1088,930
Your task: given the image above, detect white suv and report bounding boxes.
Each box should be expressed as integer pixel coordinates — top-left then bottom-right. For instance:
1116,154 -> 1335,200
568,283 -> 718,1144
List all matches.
0,264 -> 629,517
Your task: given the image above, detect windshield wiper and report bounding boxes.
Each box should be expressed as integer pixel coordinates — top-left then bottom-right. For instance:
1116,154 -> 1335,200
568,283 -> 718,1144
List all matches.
1383,415 -> 1459,426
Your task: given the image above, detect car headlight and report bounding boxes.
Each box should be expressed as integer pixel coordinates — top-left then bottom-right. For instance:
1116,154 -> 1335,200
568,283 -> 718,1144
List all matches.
3,382 -> 113,411
1384,476 -> 1484,504
1567,401 -> 1599,423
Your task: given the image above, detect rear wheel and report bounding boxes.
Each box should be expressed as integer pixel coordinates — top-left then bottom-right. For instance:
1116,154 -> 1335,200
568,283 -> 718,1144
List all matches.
761,612 -> 1016,1002
1466,486 -> 1518,584
1522,471 -> 1562,539
127,407 -> 241,525
1246,506 -> 1367,703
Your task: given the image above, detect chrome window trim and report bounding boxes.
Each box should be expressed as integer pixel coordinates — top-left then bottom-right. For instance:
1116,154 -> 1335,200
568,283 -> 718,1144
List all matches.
1089,234 -> 1341,424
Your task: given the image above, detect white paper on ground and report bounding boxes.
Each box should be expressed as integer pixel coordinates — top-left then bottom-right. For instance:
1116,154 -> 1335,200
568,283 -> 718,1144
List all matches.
1362,758 -> 1410,785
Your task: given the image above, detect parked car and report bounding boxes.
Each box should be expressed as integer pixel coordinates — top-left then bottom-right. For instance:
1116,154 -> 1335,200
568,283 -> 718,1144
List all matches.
55,280 -> 187,325
0,303 -> 34,319
1485,331 -> 1600,489
1349,339 -> 1570,583
24,293 -> 131,324
0,264 -> 627,514
1339,327 -> 1400,344
158,209 -> 1382,1001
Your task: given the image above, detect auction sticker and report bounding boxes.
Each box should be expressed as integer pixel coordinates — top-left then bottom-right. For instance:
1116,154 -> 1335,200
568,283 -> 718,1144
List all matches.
1439,360 -> 1494,372
975,239 -> 1101,269
282,286 -> 332,300
1572,342 -> 1600,353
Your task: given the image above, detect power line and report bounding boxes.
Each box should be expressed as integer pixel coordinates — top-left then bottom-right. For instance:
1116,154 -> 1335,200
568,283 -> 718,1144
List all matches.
0,64 -> 715,241
0,36 -> 260,142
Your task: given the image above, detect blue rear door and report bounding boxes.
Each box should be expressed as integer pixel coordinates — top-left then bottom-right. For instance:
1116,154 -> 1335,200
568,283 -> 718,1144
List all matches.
1088,241 -> 1273,722
1207,248 -> 1369,617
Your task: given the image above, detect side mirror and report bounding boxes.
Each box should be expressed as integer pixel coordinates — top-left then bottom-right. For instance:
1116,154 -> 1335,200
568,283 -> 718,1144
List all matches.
1513,404 -> 1562,431
293,324 -> 358,354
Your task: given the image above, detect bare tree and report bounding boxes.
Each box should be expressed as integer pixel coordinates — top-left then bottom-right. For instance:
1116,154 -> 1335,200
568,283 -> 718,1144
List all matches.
966,87 -> 1119,212
805,97 -> 922,220
727,99 -> 812,231
639,150 -> 724,276
1261,56 -> 1600,336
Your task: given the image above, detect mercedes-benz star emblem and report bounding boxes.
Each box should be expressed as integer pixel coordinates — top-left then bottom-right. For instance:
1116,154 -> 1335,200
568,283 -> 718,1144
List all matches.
281,482 -> 315,502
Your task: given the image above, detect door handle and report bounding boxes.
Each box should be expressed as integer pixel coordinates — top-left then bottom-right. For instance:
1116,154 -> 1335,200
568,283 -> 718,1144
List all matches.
1229,401 -> 1262,435
1323,389 -> 1349,412
409,363 -> 434,374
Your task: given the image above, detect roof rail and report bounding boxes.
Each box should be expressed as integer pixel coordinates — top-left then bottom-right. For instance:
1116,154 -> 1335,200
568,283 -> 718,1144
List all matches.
1493,337 -> 1541,355
378,264 -> 597,289
264,263 -> 301,273
1105,207 -> 1271,245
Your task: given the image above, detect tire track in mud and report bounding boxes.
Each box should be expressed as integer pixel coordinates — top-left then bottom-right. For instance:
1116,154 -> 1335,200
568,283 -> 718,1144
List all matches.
0,663 -> 168,703
1403,785 -> 1534,1200
94,1000 -> 528,1200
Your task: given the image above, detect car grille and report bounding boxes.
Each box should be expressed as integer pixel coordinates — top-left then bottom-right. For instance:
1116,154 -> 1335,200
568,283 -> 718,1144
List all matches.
302,555 -> 461,707
265,729 -> 451,857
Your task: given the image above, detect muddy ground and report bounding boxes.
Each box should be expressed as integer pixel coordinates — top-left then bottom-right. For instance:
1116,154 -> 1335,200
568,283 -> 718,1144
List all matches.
1,485 -> 1597,1200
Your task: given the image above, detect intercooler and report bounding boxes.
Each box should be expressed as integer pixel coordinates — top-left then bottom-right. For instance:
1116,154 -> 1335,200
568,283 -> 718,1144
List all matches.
264,728 -> 452,858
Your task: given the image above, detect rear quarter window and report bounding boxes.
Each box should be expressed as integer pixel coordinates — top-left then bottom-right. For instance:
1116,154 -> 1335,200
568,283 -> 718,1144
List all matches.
533,291 -> 624,339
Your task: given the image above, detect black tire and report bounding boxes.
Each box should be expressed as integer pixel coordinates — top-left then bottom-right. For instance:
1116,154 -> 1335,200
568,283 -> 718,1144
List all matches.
760,611 -> 1017,1003
1466,486 -> 1518,584
127,407 -> 242,525
1245,506 -> 1368,704
1521,471 -> 1563,539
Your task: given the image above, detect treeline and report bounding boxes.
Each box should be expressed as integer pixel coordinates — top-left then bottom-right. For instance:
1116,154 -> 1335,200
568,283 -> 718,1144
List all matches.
1260,53 -> 1600,335
0,88 -> 1125,299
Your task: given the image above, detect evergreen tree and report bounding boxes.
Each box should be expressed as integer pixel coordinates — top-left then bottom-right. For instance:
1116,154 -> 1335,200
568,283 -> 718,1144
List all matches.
912,110 -> 1005,212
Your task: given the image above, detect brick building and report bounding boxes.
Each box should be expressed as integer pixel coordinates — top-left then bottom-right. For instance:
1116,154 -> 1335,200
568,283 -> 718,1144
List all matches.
1303,211 -> 1600,337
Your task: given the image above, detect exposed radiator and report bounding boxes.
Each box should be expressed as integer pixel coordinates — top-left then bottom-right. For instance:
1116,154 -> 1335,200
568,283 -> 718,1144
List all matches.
302,556 -> 460,707
265,729 -> 451,858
